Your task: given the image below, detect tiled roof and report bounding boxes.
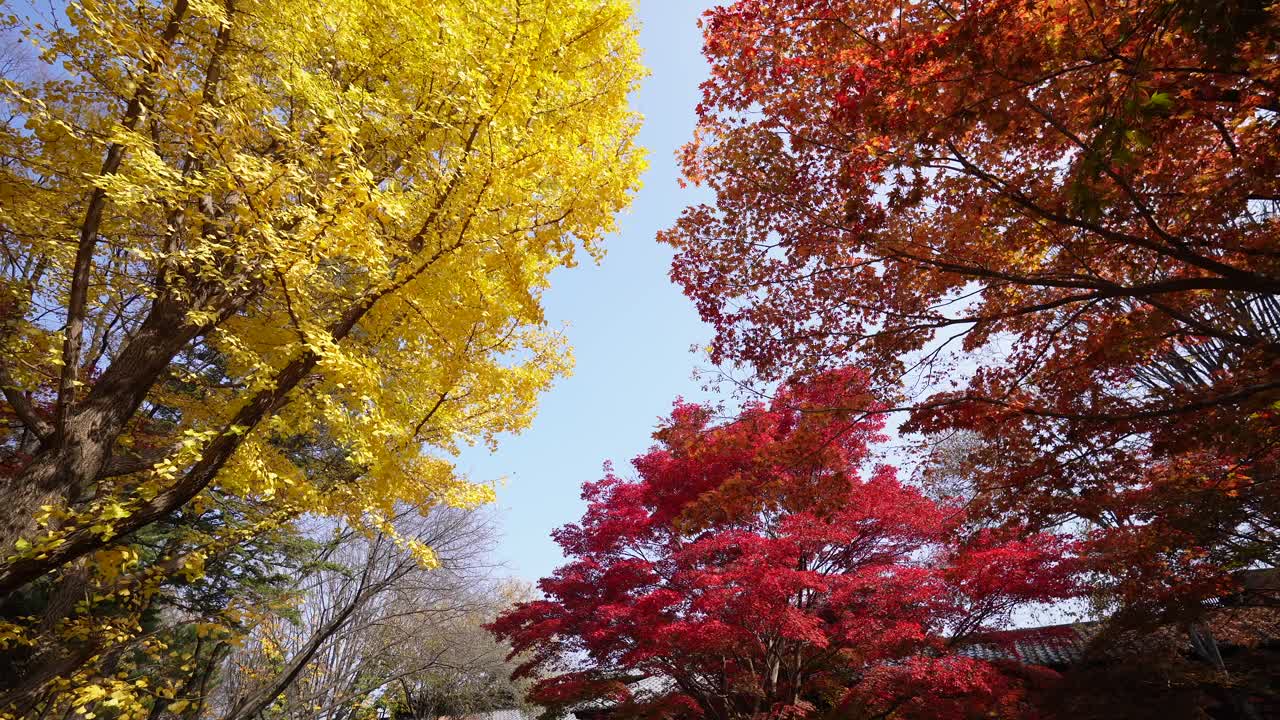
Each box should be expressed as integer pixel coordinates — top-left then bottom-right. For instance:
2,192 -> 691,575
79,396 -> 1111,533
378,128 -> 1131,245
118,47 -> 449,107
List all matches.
469,710 -> 527,720
958,569 -> 1280,669
957,623 -> 1096,667
624,676 -> 674,697
438,709 -> 577,720
956,594 -> 1280,669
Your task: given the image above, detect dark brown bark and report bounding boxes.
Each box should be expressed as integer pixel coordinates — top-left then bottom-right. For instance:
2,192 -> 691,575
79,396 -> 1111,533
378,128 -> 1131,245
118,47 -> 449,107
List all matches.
1,295 -> 204,550
0,366 -> 52,442
0,639 -> 102,718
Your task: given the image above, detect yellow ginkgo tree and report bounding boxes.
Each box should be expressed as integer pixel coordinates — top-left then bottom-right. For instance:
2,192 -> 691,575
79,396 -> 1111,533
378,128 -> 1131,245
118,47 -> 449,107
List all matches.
0,0 -> 643,713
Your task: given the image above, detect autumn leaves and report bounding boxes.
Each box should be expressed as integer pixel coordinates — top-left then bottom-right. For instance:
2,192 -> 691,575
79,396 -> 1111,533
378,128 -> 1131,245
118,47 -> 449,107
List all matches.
0,0 -> 641,715
0,0 -> 1277,718
492,371 -> 1079,720
664,0 -> 1280,618
502,0 -> 1280,718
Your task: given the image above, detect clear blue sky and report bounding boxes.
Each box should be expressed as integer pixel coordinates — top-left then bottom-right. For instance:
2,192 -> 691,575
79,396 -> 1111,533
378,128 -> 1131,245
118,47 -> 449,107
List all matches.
458,0 -> 721,583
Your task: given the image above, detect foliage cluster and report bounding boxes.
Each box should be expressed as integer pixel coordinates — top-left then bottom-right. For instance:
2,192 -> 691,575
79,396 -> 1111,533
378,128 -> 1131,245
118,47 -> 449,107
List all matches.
0,0 -> 643,715
500,0 -> 1280,718
663,0 -> 1280,621
493,372 -> 1079,720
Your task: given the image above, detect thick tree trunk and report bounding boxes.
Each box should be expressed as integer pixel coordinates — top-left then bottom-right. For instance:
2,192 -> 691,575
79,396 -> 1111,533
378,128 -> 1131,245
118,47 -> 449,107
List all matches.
0,635 -> 103,716
0,296 -> 201,551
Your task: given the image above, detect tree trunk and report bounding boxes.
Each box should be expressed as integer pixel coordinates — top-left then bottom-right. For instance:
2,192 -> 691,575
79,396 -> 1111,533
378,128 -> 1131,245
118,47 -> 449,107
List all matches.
0,296 -> 201,551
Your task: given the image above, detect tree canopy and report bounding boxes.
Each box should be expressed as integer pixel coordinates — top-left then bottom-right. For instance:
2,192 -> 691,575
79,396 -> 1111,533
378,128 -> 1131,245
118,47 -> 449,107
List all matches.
0,0 -> 644,713
662,0 -> 1280,617
492,371 -> 1077,720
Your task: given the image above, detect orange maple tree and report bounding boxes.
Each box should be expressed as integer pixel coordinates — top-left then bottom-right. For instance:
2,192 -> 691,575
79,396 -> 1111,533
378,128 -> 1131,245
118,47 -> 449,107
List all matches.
663,0 -> 1280,617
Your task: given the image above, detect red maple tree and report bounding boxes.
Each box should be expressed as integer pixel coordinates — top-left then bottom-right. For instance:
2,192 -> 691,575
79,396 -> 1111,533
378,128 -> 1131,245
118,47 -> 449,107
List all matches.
661,0 -> 1280,617
491,371 -> 1076,720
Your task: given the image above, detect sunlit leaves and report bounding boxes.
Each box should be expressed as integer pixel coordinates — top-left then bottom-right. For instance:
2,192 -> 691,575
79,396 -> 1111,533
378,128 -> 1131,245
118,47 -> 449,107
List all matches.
0,0 -> 644,712
664,0 -> 1280,620
492,372 -> 1077,720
